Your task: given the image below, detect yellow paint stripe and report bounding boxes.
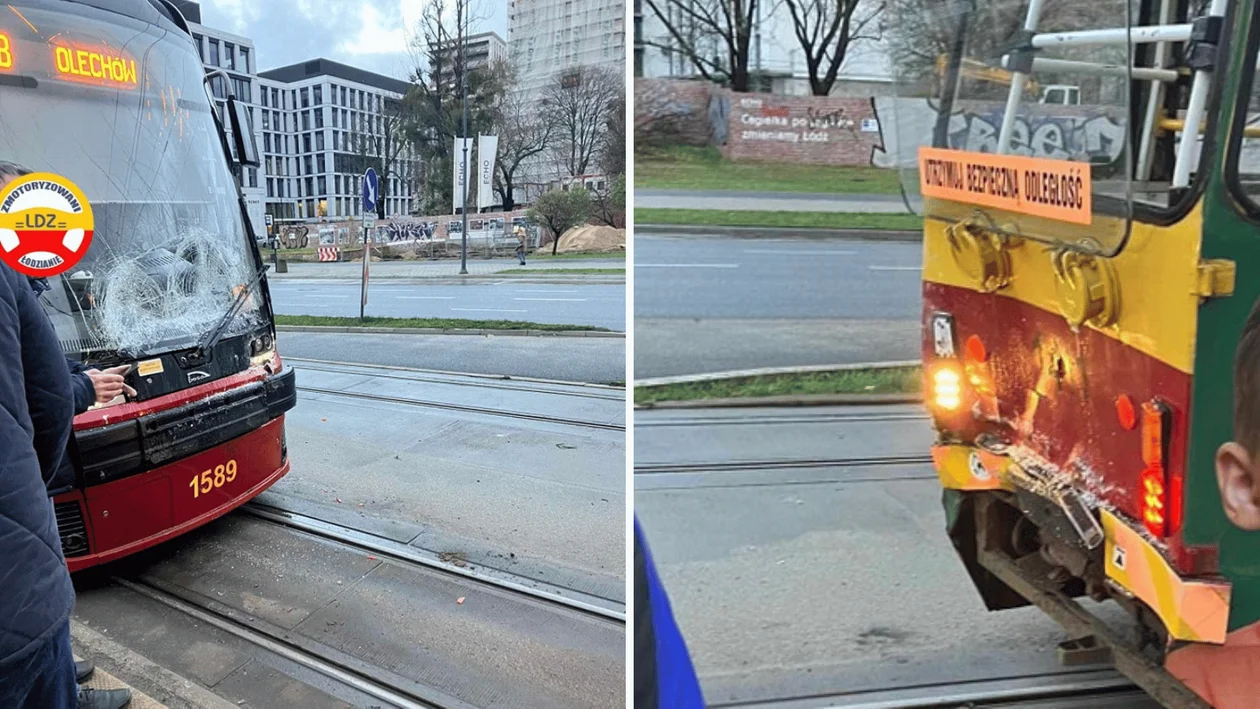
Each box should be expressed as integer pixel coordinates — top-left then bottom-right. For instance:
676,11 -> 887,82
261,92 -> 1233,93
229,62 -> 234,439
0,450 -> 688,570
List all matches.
931,445 -> 1012,491
921,205 -> 1203,373
1102,509 -> 1230,643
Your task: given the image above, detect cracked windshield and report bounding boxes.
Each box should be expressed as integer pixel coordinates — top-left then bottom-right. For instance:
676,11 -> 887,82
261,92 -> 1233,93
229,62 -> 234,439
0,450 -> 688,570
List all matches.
0,4 -> 260,361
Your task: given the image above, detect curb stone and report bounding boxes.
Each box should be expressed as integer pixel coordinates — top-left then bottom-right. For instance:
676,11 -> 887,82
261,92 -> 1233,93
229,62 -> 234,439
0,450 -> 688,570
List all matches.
634,224 -> 921,242
634,360 -> 920,388
277,325 -> 625,338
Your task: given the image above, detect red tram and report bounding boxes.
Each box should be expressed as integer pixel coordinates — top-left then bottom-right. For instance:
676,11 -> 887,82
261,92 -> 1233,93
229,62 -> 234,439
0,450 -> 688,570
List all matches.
0,0 -> 295,571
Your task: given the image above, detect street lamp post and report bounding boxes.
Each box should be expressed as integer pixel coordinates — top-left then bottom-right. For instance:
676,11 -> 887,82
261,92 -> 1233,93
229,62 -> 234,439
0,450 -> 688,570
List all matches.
458,2 -> 470,276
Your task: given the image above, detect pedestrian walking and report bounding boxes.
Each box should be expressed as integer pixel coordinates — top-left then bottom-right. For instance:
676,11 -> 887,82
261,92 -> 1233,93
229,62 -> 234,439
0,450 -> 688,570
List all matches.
514,225 -> 528,266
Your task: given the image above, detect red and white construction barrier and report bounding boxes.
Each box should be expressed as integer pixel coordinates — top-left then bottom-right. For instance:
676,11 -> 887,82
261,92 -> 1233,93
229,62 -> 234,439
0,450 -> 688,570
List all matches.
317,247 -> 339,262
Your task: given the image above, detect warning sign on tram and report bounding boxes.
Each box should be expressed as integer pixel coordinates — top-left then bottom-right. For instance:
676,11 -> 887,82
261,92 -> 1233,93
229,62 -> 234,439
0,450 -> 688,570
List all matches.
918,147 -> 1092,225
0,172 -> 95,277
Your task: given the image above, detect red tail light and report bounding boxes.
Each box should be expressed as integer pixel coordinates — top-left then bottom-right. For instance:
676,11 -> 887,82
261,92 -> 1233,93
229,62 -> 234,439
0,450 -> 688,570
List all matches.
1139,401 -> 1171,538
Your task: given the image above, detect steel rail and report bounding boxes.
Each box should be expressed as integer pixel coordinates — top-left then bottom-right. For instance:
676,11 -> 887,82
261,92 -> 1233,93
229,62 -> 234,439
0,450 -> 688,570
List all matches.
708,671 -> 1149,708
242,502 -> 626,623
634,454 -> 935,475
296,384 -> 625,431
636,411 -> 930,428
282,356 -> 624,391
288,361 -> 625,401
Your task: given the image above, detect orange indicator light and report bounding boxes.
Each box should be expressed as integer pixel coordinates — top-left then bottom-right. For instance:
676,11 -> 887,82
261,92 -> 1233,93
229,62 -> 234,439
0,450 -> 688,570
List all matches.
964,334 -> 987,363
1141,464 -> 1167,537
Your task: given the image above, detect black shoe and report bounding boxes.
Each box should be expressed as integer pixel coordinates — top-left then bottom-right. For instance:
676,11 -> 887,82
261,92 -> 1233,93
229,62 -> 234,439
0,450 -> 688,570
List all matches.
78,687 -> 131,709
75,659 -> 95,683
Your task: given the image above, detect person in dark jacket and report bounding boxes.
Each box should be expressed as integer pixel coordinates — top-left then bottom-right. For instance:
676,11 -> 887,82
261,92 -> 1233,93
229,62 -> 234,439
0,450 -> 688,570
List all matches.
635,517 -> 705,709
2,166 -> 132,709
0,261 -> 78,707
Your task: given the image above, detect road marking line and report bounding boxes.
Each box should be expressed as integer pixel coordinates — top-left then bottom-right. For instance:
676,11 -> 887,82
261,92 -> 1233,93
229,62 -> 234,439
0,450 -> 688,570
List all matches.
868,265 -> 922,271
507,289 -> 580,294
636,264 -> 739,269
306,295 -> 349,299
743,249 -> 857,255
397,296 -> 456,300
451,308 -> 528,313
514,298 -> 587,302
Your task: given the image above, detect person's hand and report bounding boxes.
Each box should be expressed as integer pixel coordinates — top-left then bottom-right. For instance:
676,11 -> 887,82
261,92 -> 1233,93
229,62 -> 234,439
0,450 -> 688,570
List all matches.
86,366 -> 138,404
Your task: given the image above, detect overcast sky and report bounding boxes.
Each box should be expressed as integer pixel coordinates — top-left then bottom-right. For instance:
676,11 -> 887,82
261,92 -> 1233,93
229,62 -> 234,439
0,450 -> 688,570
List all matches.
198,0 -> 508,81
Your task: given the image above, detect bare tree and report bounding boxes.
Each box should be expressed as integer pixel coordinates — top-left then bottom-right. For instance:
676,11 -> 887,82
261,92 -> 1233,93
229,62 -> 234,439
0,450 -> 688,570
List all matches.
405,0 -> 506,214
599,94 -> 626,177
493,89 -> 554,212
643,0 -> 758,91
783,0 -> 883,96
344,98 -> 415,219
543,66 -> 621,179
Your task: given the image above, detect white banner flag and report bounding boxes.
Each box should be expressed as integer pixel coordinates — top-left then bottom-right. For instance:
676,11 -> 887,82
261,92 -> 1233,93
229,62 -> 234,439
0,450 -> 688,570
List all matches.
477,135 -> 498,211
452,137 -> 472,214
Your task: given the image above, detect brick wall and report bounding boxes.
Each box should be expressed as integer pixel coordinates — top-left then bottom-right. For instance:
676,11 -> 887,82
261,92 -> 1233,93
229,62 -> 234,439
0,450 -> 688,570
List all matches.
634,79 -> 716,148
722,93 -> 882,166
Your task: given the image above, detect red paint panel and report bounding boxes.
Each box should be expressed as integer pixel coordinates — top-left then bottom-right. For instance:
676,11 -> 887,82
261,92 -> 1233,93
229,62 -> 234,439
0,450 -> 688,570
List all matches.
57,416 -> 289,572
73,367 -> 268,431
923,283 -> 1194,563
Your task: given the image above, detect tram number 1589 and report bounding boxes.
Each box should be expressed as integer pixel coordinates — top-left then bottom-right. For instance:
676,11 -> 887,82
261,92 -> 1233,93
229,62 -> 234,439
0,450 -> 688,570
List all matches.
189,460 -> 238,499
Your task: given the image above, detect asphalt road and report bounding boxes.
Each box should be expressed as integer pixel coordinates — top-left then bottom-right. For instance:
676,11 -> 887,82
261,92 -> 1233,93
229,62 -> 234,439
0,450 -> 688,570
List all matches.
634,235 -> 922,378
636,189 -> 910,213
277,331 -> 626,385
634,406 -> 1150,707
271,280 -> 626,331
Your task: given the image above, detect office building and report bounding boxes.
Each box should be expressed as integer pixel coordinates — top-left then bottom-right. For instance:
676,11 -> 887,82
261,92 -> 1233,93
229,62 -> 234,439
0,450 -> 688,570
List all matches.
177,1 -> 267,237
508,0 -> 625,95
258,59 -> 419,221
430,32 -> 508,91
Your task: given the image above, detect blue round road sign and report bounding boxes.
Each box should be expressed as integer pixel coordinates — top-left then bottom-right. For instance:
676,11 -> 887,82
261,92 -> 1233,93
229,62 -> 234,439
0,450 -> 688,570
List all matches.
362,168 -> 379,212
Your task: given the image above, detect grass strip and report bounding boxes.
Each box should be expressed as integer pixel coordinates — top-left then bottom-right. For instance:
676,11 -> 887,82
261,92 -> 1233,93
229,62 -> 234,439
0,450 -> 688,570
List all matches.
635,146 -> 903,194
275,314 -> 607,332
499,268 -> 625,275
634,366 -> 922,405
635,208 -> 922,231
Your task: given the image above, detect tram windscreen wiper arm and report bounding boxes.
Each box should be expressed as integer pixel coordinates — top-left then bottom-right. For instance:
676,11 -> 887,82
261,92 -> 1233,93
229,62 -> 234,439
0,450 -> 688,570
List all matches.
194,265 -> 268,359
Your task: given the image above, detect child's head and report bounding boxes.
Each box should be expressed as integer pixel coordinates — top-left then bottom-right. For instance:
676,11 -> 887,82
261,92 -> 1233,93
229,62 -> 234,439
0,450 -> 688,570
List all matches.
1217,303 -> 1260,531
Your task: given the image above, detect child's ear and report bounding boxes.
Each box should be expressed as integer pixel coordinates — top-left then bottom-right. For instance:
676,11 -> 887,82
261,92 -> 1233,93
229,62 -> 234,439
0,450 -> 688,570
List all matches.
1216,442 -> 1260,531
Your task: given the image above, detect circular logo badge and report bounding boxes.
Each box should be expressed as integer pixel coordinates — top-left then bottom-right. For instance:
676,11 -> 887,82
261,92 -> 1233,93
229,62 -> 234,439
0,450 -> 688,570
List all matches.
0,172 -> 95,277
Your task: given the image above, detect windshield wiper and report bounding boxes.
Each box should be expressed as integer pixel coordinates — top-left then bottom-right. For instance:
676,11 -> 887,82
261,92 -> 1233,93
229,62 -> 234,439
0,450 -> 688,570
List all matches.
192,265 -> 269,361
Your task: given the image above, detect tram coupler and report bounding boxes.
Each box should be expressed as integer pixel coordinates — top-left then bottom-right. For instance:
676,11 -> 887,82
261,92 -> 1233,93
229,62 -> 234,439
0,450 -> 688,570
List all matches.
1057,635 -> 1112,666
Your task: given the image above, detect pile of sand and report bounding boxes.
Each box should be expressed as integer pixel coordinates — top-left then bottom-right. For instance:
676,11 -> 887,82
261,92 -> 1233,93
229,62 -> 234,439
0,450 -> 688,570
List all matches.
555,225 -> 626,253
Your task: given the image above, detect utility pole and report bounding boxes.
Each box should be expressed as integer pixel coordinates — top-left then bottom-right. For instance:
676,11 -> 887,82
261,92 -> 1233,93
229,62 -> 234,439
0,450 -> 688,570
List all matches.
458,0 -> 470,275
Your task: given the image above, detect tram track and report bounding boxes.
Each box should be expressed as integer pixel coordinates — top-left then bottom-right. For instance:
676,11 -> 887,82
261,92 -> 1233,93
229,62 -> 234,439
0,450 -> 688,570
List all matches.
114,576 -> 465,709
707,670 -> 1153,709
296,384 -> 626,431
636,410 -> 930,428
634,453 -> 935,475
104,500 -> 624,709
240,501 -> 626,622
285,357 -> 625,401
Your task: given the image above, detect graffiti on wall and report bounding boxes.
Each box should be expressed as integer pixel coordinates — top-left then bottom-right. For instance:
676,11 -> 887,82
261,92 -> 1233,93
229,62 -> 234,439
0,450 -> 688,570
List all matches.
943,110 -> 1125,161
735,96 -> 861,144
871,97 -> 1125,168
